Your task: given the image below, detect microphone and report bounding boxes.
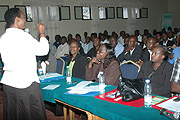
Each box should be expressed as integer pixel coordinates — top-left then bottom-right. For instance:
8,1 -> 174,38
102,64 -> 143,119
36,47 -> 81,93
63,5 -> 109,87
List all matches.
159,108 -> 176,120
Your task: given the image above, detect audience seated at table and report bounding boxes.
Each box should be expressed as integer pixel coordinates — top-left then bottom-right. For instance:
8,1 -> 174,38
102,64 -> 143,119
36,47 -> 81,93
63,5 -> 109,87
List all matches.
55,36 -> 69,58
156,32 -> 162,44
109,36 -> 124,58
170,57 -> 180,94
137,45 -> 173,97
86,37 -> 101,58
85,43 -> 121,87
53,35 -> 61,48
136,37 -> 157,66
159,32 -> 175,47
82,36 -> 93,54
123,36 -> 130,48
100,34 -> 109,44
117,35 -> 142,63
67,40 -> 88,79
75,34 -> 85,55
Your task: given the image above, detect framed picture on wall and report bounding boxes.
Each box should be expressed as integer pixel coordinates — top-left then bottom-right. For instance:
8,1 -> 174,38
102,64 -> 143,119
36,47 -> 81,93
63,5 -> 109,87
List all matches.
107,7 -> 115,19
0,5 -> 9,22
140,8 -> 148,18
59,6 -> 71,20
74,6 -> 82,20
117,7 -> 123,18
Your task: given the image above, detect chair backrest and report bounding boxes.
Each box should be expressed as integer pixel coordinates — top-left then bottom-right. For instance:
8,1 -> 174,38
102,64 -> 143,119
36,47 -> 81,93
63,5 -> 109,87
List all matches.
56,57 -> 65,75
120,60 -> 140,79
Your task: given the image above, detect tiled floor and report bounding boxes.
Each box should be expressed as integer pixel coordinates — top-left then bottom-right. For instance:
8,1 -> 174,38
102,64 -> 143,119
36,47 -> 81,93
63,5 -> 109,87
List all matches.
0,85 -> 81,120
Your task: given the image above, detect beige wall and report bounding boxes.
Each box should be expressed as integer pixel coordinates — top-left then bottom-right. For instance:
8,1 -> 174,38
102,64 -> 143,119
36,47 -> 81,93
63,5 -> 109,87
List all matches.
168,0 -> 180,28
0,0 -> 179,41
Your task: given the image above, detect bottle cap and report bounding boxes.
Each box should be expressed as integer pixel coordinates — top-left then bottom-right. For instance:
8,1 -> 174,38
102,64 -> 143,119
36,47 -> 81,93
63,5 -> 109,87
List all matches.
99,71 -> 103,75
145,79 -> 150,83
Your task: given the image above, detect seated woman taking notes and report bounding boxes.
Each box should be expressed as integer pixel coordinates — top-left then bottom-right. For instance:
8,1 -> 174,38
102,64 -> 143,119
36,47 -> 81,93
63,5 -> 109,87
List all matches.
137,45 -> 173,97
86,43 -> 121,87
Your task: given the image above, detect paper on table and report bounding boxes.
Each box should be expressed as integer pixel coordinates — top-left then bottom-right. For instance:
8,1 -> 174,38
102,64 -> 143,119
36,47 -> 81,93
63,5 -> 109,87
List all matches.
67,81 -> 93,90
43,85 -> 60,90
157,97 -> 180,112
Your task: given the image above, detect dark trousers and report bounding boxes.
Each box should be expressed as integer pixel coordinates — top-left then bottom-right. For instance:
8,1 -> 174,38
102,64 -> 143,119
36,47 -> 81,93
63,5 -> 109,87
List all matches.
3,82 -> 47,120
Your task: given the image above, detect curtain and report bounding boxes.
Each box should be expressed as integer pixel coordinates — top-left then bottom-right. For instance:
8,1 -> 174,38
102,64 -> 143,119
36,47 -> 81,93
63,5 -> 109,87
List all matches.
23,0 -> 63,43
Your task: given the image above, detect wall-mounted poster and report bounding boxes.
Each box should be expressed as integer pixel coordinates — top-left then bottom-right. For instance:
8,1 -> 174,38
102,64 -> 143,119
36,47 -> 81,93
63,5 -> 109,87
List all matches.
162,13 -> 172,31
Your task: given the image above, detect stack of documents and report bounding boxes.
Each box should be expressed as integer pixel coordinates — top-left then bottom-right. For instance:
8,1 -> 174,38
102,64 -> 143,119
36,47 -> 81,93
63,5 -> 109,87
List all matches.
39,73 -> 64,82
66,81 -> 106,95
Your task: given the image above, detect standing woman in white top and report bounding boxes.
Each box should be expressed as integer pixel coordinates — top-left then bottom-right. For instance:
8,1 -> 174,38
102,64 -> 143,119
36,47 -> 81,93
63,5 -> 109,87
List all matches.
0,8 -> 49,120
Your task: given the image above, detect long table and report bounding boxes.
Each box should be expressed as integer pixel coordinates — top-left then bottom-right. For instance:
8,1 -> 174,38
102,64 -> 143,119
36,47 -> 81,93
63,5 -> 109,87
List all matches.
40,77 -> 170,120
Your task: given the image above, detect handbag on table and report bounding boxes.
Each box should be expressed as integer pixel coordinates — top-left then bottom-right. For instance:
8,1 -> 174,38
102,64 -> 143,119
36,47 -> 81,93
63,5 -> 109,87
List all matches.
115,77 -> 144,102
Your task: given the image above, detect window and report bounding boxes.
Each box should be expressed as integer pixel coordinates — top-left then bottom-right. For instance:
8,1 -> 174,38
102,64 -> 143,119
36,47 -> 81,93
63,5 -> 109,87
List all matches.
107,7 -> 115,19
0,5 -> 9,22
48,7 -> 59,21
123,7 -> 128,19
140,8 -> 148,18
74,6 -> 91,20
59,6 -> 70,20
99,7 -> 106,19
15,5 -> 32,22
135,8 -> 140,19
82,7 -> 91,20
117,7 -> 123,18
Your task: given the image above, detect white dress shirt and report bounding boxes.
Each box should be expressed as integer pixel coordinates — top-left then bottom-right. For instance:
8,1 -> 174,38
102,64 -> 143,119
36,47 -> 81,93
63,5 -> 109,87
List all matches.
115,42 -> 124,58
0,28 -> 49,88
101,39 -> 109,44
55,42 -> 69,58
82,41 -> 93,54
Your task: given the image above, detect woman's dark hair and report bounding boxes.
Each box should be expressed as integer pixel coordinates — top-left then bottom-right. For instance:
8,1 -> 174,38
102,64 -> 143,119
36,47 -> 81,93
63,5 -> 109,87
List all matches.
153,45 -> 168,60
4,8 -> 21,29
103,43 -> 116,69
70,39 -> 80,48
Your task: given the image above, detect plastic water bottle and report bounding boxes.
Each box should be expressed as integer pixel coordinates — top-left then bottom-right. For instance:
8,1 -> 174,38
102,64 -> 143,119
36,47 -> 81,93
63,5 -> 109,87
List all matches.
99,71 -> 105,93
66,66 -> 71,84
144,79 -> 152,108
37,60 -> 43,76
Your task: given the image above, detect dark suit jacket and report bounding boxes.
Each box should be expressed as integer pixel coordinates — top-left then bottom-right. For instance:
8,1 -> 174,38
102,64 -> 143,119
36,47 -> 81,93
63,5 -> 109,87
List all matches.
86,47 -> 97,58
137,61 -> 173,97
67,54 -> 88,79
159,40 -> 175,47
141,48 -> 150,62
117,45 -> 142,63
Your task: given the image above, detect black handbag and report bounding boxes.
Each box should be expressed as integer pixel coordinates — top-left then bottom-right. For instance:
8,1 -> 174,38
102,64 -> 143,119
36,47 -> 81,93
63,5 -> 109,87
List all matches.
115,77 -> 144,102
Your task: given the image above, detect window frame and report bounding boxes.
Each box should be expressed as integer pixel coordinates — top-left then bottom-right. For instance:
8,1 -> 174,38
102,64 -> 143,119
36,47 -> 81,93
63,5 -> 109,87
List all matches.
0,5 -> 9,22
59,6 -> 71,20
140,8 -> 148,18
107,7 -> 115,19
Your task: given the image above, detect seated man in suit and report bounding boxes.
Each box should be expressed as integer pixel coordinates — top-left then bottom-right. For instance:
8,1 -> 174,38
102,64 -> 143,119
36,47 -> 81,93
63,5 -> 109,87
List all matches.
136,37 -> 157,66
117,35 -> 142,63
159,32 -> 175,47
